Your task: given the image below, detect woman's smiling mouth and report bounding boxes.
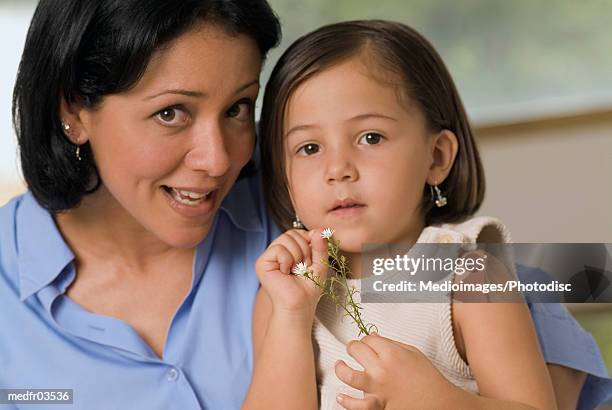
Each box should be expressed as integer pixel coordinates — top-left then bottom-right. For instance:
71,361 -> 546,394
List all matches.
162,185 -> 218,217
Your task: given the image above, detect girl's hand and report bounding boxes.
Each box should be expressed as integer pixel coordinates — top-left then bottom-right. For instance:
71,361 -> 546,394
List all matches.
255,228 -> 329,317
334,333 -> 457,410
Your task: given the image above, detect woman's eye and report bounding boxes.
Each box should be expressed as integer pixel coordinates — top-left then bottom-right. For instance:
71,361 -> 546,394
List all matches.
227,99 -> 254,121
358,132 -> 384,145
154,107 -> 189,127
297,143 -> 320,156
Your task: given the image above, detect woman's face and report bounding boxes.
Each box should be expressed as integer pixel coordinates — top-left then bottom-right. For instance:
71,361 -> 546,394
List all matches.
77,24 -> 261,248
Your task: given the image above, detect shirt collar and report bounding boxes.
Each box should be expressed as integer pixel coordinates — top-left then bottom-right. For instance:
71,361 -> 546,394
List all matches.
17,192 -> 75,301
218,174 -> 264,232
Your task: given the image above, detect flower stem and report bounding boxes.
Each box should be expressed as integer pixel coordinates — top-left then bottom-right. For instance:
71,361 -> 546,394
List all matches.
300,235 -> 378,338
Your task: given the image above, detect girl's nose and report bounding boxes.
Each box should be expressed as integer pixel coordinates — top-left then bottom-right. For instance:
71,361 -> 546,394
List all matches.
184,122 -> 231,177
325,151 -> 358,183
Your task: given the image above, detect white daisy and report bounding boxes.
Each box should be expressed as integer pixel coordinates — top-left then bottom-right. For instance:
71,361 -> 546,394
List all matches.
292,261 -> 309,276
321,227 -> 335,239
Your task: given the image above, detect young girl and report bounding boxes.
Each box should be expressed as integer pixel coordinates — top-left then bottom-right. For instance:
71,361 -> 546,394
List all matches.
244,20 -> 556,409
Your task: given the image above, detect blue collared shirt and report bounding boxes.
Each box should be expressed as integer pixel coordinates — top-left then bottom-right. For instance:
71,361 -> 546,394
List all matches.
1,175 -> 610,409
518,265 -> 612,409
0,174 -> 277,410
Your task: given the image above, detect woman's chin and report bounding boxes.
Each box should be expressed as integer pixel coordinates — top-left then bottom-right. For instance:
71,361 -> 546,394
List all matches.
157,224 -> 214,249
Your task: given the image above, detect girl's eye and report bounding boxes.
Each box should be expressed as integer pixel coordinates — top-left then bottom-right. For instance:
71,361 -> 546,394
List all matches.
358,132 -> 384,145
227,99 -> 254,121
154,107 -> 189,127
296,143 -> 320,156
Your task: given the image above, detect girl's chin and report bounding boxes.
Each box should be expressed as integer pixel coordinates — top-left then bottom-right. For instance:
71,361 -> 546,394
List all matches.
334,239 -> 368,255
334,233 -> 398,255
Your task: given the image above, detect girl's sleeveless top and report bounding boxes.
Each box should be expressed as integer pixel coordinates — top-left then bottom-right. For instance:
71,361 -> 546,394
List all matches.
313,216 -> 512,409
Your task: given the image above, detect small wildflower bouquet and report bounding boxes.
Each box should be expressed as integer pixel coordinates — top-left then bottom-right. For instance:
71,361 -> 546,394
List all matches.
292,228 -> 378,337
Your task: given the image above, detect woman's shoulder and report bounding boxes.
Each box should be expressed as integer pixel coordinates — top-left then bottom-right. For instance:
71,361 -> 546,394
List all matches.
0,191 -> 27,215
0,192 -> 30,235
0,193 -> 30,292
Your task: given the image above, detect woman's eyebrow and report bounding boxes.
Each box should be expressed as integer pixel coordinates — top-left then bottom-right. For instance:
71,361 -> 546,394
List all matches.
234,79 -> 260,94
143,80 -> 259,101
143,89 -> 206,100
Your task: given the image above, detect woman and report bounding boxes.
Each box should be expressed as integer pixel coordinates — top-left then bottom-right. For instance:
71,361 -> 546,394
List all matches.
1,0 -> 279,408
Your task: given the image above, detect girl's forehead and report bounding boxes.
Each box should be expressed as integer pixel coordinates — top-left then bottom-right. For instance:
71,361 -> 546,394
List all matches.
283,57 -> 417,131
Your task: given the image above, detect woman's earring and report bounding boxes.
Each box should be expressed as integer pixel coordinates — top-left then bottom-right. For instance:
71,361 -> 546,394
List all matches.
61,121 -> 82,161
292,214 -> 305,229
430,183 -> 447,208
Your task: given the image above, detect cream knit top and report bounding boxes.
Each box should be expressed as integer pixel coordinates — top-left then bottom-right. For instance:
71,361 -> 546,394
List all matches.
313,216 -> 512,409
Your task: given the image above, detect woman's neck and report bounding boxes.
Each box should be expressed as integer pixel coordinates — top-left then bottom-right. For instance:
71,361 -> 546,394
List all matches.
54,186 -> 192,274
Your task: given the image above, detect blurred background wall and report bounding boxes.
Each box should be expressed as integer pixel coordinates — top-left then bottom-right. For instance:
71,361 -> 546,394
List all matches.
1,0 -> 611,378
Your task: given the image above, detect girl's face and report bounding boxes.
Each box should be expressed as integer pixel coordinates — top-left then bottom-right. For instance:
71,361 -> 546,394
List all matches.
283,56 -> 436,253
69,24 -> 261,248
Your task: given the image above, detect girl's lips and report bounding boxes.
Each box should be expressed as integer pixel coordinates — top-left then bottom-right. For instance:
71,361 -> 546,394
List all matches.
329,198 -> 365,211
329,204 -> 367,219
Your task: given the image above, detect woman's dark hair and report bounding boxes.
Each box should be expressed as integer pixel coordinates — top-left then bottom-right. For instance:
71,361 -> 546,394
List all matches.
13,0 -> 280,212
260,20 -> 485,231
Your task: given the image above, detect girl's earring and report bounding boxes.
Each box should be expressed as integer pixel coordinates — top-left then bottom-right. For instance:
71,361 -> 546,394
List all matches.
430,183 -> 447,208
75,145 -> 82,161
292,214 -> 305,229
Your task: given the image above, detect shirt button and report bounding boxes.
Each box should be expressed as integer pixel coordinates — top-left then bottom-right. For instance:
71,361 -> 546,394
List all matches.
167,368 -> 179,382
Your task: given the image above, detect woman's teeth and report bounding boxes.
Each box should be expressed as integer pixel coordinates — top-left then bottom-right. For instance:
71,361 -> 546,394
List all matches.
169,187 -> 211,205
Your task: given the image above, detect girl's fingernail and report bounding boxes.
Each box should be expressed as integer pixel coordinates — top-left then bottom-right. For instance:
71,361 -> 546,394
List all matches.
336,394 -> 344,403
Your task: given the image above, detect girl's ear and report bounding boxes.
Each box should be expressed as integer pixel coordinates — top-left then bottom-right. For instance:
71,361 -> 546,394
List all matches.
58,96 -> 91,145
426,129 -> 459,185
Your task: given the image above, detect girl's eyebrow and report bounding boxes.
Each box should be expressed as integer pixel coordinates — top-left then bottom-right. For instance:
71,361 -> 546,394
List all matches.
285,112 -> 398,139
346,113 -> 398,123
285,123 -> 321,139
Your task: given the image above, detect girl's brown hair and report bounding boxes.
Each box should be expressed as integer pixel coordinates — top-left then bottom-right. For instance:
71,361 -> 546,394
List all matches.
260,20 -> 485,231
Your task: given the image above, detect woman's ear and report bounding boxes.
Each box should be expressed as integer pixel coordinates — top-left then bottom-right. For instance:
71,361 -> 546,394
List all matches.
426,129 -> 459,185
58,96 -> 90,145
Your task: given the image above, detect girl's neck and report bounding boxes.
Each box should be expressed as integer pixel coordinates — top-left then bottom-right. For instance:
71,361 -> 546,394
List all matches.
344,220 -> 426,279
344,250 -> 363,279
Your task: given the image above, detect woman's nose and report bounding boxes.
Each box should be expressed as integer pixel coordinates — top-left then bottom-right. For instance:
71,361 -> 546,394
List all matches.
184,123 -> 231,177
325,151 -> 358,183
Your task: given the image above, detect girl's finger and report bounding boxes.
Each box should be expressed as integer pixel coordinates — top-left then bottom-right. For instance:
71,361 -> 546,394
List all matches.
265,244 -> 297,275
309,228 -> 330,278
336,393 -> 383,410
358,333 -> 391,355
272,235 -> 306,272
334,359 -> 371,392
360,333 -> 418,362
346,340 -> 379,370
284,229 -> 312,266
